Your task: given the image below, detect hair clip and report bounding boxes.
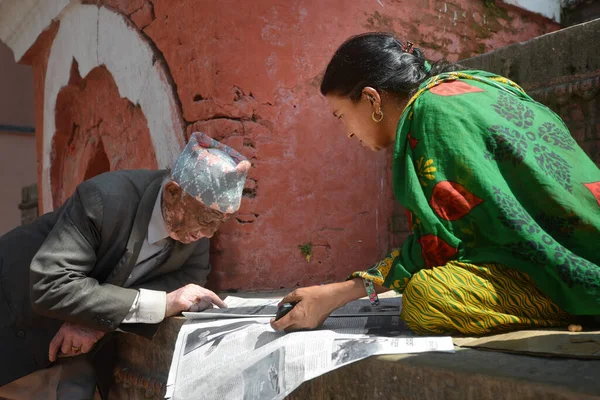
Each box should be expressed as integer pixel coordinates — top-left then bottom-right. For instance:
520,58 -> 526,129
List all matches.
424,60 -> 432,72
402,41 -> 414,54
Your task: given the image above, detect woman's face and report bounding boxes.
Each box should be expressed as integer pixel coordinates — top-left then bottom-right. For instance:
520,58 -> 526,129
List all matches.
325,91 -> 396,152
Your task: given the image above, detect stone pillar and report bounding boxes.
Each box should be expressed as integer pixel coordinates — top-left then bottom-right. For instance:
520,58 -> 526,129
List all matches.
461,19 -> 600,167
18,183 -> 38,225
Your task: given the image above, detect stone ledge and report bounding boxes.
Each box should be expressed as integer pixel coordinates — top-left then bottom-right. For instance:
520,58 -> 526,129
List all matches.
461,18 -> 600,90
113,315 -> 600,399
288,348 -> 600,400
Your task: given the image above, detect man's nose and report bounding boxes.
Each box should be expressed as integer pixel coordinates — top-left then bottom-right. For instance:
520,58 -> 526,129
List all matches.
200,228 -> 216,238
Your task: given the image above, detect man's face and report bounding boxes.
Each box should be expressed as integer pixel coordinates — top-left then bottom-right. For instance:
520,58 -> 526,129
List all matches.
162,180 -> 229,244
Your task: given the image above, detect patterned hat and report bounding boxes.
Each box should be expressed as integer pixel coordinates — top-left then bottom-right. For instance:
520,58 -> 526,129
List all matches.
172,132 -> 251,213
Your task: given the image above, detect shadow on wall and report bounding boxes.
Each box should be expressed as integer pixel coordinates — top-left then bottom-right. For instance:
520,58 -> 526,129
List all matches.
84,140 -> 111,181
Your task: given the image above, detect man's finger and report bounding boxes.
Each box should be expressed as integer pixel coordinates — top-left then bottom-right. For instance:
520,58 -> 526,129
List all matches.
48,330 -> 64,362
94,330 -> 105,342
81,339 -> 95,354
61,335 -> 74,356
201,291 -> 227,309
189,299 -> 212,312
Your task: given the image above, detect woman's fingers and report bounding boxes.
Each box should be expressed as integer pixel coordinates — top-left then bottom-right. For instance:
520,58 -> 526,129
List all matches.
283,324 -> 304,333
278,290 -> 303,306
270,307 -> 315,332
270,316 -> 287,331
272,286 -> 340,332
270,306 -> 301,331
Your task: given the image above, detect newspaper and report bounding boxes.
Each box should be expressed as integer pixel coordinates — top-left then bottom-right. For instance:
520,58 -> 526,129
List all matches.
183,296 -> 403,319
166,296 -> 453,400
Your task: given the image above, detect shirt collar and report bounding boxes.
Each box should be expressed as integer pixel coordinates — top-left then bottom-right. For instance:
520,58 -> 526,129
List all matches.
147,185 -> 170,244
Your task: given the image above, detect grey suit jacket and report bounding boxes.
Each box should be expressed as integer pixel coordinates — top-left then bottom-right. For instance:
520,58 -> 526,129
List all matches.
0,169 -> 211,387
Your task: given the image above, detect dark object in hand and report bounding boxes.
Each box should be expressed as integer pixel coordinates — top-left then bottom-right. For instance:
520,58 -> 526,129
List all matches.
275,302 -> 298,321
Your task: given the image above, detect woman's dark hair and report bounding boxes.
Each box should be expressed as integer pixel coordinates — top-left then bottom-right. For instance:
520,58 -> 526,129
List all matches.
320,32 -> 463,100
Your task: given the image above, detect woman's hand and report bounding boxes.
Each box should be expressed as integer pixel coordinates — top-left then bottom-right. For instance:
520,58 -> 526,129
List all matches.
270,279 -> 368,332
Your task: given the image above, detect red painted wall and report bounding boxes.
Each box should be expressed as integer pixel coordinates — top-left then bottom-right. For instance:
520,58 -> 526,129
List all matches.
29,0 -> 559,290
52,65 -> 157,206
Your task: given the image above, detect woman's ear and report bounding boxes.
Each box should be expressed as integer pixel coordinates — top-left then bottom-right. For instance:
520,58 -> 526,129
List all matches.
163,180 -> 182,206
361,87 -> 381,110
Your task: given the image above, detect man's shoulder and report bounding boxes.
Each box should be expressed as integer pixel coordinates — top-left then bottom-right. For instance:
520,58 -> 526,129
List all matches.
67,169 -> 168,235
73,169 -> 168,220
79,169 -> 168,198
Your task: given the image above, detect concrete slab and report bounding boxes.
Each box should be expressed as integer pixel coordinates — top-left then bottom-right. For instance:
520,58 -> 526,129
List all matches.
288,347 -> 600,399
113,291 -> 600,399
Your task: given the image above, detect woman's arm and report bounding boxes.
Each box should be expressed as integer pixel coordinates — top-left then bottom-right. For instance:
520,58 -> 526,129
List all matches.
270,278 -> 390,331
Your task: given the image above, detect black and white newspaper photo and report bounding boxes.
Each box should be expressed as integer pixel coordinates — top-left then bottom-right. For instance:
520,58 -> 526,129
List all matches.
166,296 -> 453,400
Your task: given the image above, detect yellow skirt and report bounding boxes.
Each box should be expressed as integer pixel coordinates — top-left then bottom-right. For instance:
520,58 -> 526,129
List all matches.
401,262 -> 572,335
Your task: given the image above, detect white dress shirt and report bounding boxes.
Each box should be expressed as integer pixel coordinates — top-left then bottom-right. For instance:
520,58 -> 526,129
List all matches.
121,186 -> 171,324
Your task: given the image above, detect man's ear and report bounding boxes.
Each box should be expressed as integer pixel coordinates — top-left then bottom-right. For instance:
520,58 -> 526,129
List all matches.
236,160 -> 251,174
163,180 -> 182,206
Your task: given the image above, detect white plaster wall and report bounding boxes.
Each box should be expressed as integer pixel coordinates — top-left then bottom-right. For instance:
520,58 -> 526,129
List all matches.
0,0 -> 72,62
502,0 -> 562,22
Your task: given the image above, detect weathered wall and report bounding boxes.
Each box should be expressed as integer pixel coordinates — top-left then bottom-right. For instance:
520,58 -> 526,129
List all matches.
0,41 -> 35,128
51,64 -> 158,206
0,41 -> 37,236
0,132 -> 37,235
462,18 -> 600,167
21,0 -> 559,291
562,0 -> 600,26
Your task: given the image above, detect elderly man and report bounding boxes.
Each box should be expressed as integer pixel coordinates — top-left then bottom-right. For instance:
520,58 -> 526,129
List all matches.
0,132 -> 250,399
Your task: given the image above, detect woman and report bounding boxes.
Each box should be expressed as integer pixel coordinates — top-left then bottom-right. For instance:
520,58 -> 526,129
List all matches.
271,33 -> 600,335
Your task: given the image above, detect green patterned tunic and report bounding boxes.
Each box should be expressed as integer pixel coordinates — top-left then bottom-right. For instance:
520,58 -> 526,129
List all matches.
351,70 -> 600,320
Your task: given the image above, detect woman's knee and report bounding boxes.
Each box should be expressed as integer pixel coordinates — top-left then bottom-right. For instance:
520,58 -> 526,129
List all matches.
401,271 -> 452,334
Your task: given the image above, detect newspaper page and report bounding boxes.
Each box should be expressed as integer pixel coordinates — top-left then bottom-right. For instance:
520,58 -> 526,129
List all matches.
183,296 -> 402,320
166,296 -> 453,400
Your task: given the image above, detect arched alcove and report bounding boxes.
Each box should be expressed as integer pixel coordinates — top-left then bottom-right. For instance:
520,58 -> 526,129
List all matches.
51,63 -> 158,206
42,3 -> 185,211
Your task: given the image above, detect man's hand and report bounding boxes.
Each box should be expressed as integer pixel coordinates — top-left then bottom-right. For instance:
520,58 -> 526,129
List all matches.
166,284 -> 227,317
49,322 -> 106,362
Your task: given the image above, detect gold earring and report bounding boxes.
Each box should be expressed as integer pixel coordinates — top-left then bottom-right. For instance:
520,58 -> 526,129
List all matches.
372,109 -> 384,123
